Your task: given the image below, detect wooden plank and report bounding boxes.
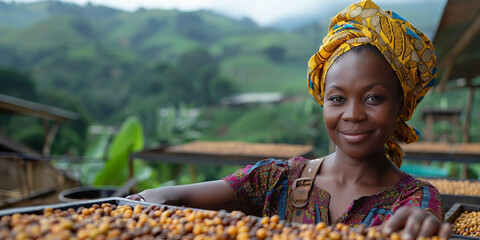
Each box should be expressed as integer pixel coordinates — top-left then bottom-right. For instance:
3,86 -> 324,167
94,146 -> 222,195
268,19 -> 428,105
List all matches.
166,141 -> 314,159
401,142 -> 480,163
436,60 -> 453,93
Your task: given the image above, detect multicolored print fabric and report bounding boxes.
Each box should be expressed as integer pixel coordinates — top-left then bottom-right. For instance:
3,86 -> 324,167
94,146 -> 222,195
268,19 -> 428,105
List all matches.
307,0 -> 437,167
223,157 -> 444,226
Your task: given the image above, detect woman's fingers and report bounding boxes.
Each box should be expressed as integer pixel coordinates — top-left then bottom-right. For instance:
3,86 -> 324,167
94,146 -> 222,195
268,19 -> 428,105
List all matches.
125,193 -> 145,201
381,207 -> 410,235
400,208 -> 427,240
416,213 -> 442,238
439,222 -> 453,239
382,207 -> 451,240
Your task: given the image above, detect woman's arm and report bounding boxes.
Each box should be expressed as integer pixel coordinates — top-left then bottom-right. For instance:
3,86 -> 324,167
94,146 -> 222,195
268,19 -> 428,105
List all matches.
126,180 -> 240,212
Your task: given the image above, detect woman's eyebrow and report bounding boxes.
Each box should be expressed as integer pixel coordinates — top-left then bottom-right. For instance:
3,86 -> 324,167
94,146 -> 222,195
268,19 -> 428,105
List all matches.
325,85 -> 344,91
326,82 -> 389,91
362,82 -> 389,91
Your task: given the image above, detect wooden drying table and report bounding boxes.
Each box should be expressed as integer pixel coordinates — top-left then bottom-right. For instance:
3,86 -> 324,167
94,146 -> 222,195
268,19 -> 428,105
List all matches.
401,142 -> 480,163
129,141 -> 314,181
401,141 -> 480,178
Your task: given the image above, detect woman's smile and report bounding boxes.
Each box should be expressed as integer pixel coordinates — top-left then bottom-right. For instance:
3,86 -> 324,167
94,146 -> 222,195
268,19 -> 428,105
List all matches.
339,129 -> 374,143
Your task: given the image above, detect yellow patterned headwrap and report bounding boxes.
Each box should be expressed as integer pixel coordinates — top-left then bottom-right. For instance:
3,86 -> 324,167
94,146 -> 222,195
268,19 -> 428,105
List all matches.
307,0 -> 437,167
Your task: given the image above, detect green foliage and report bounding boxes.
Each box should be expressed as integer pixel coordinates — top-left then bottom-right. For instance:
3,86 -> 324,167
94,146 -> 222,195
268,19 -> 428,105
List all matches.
200,99 -> 326,146
9,122 -> 44,152
79,131 -> 109,185
153,104 -> 206,147
94,116 -> 145,186
38,89 -> 91,155
273,99 -> 327,148
84,131 -> 110,159
125,48 -> 237,114
264,46 -> 286,62
0,3 -> 315,123
0,66 -> 36,100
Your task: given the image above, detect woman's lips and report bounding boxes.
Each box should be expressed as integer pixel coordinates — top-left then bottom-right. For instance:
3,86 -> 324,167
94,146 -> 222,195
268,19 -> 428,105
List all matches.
339,130 -> 373,143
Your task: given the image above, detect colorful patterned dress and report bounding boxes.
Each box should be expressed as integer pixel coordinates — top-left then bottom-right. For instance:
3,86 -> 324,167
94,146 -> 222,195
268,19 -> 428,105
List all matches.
222,157 -> 444,227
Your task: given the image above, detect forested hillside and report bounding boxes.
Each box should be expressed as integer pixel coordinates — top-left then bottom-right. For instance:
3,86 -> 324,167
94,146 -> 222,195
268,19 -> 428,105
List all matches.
0,1 -> 316,122
0,0 -> 458,157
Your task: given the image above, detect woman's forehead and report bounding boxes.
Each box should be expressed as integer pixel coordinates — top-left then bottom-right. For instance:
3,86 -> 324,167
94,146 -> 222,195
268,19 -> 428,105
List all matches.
325,49 -> 400,90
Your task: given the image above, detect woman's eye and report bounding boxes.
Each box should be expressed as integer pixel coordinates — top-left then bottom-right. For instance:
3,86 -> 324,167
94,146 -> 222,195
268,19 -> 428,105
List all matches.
365,95 -> 384,103
328,96 -> 344,103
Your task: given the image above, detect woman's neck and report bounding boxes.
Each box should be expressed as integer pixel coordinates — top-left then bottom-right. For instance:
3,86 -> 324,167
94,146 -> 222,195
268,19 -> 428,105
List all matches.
323,149 -> 400,187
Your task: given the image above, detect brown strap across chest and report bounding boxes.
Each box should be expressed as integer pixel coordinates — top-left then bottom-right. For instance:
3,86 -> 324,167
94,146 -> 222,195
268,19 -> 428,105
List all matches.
291,157 -> 325,223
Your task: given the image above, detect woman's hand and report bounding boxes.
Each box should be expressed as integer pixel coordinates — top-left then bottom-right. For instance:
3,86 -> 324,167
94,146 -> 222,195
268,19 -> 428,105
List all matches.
380,207 -> 451,239
125,193 -> 145,202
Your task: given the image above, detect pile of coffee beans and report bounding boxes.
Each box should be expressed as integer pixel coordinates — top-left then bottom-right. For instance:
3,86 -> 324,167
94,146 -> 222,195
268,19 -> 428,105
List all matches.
421,178 -> 480,196
451,210 -> 480,237
0,203 -> 443,240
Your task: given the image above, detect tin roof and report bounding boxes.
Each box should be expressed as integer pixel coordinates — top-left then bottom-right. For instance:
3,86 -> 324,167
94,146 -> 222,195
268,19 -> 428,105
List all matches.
0,94 -> 78,122
433,0 -> 480,91
0,134 -> 38,154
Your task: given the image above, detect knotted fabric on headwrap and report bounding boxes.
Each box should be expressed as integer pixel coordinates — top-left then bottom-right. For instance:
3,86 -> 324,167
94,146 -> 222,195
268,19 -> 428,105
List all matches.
307,0 -> 437,167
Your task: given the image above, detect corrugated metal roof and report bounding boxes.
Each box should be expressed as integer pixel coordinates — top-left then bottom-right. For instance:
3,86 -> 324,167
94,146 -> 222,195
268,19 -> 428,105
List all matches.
220,92 -> 283,106
0,94 -> 78,122
0,134 -> 38,154
433,0 -> 480,90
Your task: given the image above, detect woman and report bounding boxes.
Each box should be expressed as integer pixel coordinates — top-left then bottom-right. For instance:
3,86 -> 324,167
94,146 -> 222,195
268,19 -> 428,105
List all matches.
128,0 -> 451,238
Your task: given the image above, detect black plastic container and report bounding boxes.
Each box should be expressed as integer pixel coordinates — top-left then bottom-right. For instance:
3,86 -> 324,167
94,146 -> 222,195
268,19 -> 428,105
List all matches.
58,186 -> 121,203
441,194 -> 480,213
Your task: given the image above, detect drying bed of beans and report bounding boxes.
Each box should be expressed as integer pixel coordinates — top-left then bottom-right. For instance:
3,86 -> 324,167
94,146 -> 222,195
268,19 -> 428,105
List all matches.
451,210 -> 480,238
0,203 -> 444,240
421,178 -> 480,196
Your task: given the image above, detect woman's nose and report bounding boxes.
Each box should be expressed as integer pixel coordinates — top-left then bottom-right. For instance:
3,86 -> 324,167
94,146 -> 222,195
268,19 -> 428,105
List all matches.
341,100 -> 366,122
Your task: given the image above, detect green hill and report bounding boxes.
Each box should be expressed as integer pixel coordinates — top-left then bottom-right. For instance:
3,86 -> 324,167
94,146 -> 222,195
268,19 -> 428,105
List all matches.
0,1 -> 319,122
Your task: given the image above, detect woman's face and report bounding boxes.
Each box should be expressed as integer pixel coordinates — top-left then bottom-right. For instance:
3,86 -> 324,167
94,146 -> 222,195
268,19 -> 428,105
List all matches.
323,48 -> 402,160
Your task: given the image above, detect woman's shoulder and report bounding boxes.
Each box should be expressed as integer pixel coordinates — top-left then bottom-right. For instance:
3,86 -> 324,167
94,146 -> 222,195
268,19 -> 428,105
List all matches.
396,172 -> 441,195
237,156 -> 310,175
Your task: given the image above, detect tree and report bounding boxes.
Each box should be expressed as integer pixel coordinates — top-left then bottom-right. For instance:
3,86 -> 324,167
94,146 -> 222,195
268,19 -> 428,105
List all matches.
264,46 -> 286,62
0,66 -> 36,100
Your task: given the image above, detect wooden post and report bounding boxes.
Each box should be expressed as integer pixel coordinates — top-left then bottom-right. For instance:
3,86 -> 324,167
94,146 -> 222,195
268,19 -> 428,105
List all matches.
425,114 -> 434,142
42,121 -> 60,156
436,61 -> 452,93
15,157 -> 29,198
26,162 -> 34,192
463,82 -> 474,143
452,114 -> 459,143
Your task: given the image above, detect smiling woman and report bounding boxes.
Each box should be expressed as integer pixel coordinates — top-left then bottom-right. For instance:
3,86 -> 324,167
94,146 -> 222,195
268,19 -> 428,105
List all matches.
127,0 -> 451,238
323,45 -> 403,161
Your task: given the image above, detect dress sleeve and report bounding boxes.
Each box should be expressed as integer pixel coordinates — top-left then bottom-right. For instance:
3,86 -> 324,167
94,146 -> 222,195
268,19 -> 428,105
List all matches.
222,158 -> 289,216
392,179 -> 444,220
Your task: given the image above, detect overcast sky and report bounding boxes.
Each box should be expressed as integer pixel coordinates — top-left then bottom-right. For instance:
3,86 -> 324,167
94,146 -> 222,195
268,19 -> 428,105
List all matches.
9,0 -> 426,26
